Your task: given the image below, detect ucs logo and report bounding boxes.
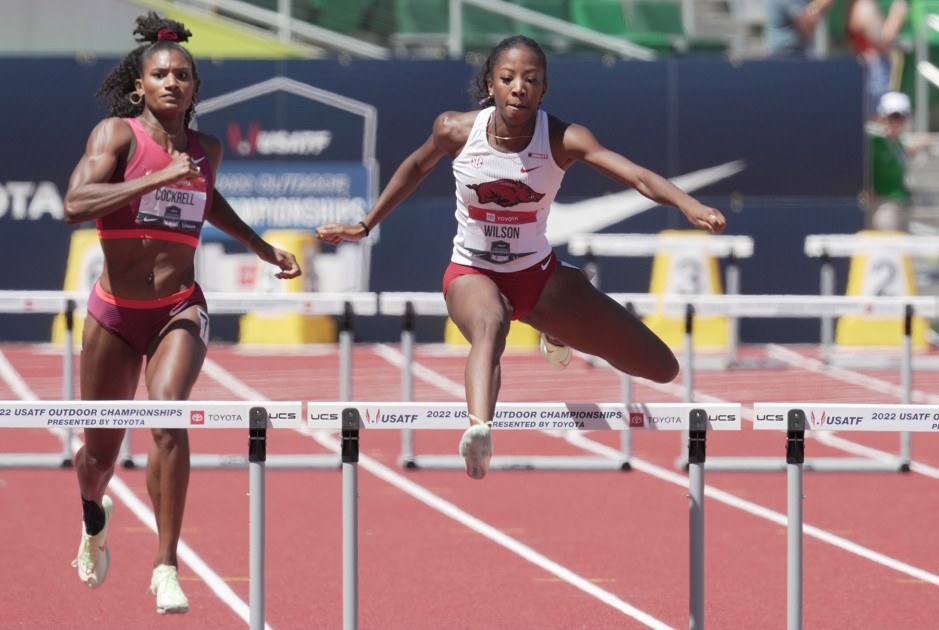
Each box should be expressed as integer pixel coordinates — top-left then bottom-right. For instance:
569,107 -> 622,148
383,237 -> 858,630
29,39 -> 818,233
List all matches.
269,412 -> 297,420
309,413 -> 340,421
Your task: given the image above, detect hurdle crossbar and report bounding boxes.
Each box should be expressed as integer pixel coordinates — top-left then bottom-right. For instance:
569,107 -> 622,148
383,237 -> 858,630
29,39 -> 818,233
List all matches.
754,402 -> 939,630
0,290 -> 377,470
0,400 -> 302,630
377,292 -> 931,473
803,233 -> 939,363
317,401 -> 741,630
603,294 -> 924,473
377,293 -> 640,470
118,292 -> 378,469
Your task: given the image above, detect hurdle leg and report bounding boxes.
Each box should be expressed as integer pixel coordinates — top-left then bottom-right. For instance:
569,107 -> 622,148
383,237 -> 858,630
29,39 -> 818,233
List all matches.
900,305 -> 913,470
678,305 -> 695,470
342,409 -> 361,630
619,302 -> 637,470
400,302 -> 416,468
725,253 -> 740,365
248,408 -> 268,630
819,253 -> 834,363
61,299 -> 76,467
687,409 -> 707,630
340,302 -> 354,401
120,431 -> 135,468
786,410 -> 806,630
619,373 -> 632,470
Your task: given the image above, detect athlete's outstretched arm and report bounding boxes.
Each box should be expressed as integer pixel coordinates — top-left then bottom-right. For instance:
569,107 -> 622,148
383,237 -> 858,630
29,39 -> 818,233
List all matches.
197,134 -> 300,280
315,111 -> 471,245
206,190 -> 301,280
557,122 -> 726,234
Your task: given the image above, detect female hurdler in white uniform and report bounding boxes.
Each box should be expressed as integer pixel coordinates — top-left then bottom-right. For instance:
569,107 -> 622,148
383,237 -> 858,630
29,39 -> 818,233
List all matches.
316,35 -> 726,479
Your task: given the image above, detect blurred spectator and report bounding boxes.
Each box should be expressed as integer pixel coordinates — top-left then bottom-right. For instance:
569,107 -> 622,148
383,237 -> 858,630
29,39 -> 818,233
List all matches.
766,0 -> 836,57
868,91 -> 931,231
846,0 -> 909,115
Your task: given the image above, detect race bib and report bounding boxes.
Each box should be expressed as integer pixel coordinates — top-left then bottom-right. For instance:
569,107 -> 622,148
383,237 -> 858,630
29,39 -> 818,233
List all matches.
138,178 -> 206,231
464,206 -> 539,264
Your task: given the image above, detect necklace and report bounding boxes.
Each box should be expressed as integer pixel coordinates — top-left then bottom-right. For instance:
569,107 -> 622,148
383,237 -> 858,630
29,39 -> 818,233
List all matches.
487,113 -> 534,142
138,116 -> 185,143
487,130 -> 534,141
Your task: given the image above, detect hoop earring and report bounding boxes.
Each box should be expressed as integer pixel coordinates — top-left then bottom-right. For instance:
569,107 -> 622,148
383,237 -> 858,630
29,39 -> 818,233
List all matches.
129,92 -> 143,106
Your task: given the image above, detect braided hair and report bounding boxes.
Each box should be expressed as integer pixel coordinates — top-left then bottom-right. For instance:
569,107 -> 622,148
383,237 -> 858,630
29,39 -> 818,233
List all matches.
95,12 -> 201,126
471,35 -> 547,109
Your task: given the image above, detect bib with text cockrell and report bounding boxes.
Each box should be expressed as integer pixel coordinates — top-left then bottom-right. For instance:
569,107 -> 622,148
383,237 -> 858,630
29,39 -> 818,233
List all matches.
137,177 -> 207,232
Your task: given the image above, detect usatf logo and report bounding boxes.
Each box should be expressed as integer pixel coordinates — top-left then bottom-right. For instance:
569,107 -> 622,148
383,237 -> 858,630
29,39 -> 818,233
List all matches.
190,411 -> 204,425
228,121 -> 261,156
810,411 -> 826,427
226,121 -> 332,156
365,408 -> 381,423
629,413 -> 645,427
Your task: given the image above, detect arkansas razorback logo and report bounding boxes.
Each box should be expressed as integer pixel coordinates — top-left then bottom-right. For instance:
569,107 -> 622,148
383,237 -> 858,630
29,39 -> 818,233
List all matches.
467,179 -> 545,207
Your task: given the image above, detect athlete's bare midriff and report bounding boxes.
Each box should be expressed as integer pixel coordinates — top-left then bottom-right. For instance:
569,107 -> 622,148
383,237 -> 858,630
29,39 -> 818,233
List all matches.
98,237 -> 196,300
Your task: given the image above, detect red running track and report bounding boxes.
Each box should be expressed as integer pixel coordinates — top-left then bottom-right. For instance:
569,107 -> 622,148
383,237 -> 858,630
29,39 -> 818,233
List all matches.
2,342 -> 939,629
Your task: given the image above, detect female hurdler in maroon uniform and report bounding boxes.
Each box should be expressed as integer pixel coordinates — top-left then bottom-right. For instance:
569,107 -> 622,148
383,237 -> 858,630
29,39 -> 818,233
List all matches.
316,36 -> 725,480
64,13 -> 300,614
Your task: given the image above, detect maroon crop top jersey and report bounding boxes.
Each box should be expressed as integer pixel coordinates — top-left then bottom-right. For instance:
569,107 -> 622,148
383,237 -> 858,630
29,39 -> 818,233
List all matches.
97,117 -> 215,247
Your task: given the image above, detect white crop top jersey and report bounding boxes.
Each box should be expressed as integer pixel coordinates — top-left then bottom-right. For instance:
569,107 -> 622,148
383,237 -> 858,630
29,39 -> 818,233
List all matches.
451,107 -> 566,272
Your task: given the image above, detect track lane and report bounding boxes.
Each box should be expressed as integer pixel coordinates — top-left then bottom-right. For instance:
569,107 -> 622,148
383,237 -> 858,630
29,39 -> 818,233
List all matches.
3,342 -> 939,629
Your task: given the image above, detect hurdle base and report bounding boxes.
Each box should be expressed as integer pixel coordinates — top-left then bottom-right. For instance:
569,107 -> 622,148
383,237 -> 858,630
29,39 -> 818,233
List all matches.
825,355 -> 939,370
122,453 -> 342,469
725,358 -> 787,370
0,453 -> 72,468
586,353 -> 732,371
401,454 -> 631,472
674,455 -> 909,472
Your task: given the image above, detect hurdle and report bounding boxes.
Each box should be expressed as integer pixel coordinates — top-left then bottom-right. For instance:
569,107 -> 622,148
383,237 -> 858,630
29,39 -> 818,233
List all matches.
597,292 -> 939,472
0,289 -> 378,470
307,401 -> 742,630
0,399 -> 302,630
377,292 -> 636,471
804,233 -> 939,364
753,402 -> 939,630
116,291 -> 379,470
376,291 -> 939,472
0,291 -> 84,468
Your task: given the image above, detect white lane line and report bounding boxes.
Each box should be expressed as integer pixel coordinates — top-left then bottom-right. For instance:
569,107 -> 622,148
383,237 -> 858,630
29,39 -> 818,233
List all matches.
0,347 -> 39,400
200,357 -> 269,401
372,345 -> 939,588
766,344 -> 939,479
372,343 -> 465,397
204,353 -> 676,630
765,344 -> 939,402
1,347 -> 267,629
561,431 -> 939,588
66,430 -> 264,626
306,426 -> 677,630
